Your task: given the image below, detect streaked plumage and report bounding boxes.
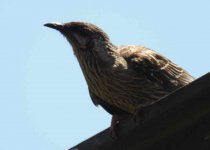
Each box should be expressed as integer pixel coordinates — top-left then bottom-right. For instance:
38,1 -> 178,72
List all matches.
87,44 -> 195,114
44,22 -> 194,133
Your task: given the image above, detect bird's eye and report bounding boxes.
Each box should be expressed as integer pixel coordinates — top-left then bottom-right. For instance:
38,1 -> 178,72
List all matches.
86,39 -> 94,48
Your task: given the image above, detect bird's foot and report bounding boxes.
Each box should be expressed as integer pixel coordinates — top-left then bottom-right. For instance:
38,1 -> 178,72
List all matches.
109,114 -> 130,138
109,115 -> 120,138
133,105 -> 145,122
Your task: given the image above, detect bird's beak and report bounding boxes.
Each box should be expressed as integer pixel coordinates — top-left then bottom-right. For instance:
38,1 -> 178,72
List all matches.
44,22 -> 64,31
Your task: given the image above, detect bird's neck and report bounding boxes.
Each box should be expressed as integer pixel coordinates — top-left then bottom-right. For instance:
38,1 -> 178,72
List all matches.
74,40 -> 127,74
95,42 -> 117,64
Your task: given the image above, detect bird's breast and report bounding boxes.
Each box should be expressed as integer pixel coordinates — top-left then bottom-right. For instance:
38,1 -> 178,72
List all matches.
85,69 -> 169,114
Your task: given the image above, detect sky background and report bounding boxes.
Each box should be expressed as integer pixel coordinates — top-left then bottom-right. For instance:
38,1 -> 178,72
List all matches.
1,0 -> 210,150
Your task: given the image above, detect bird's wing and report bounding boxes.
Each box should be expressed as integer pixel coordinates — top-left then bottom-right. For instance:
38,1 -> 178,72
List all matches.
120,46 -> 195,91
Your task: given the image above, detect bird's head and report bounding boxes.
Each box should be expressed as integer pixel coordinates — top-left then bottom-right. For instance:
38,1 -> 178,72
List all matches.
44,22 -> 115,56
44,21 -> 126,73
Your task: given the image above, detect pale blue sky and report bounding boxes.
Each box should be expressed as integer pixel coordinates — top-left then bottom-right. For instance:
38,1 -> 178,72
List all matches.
1,0 -> 210,150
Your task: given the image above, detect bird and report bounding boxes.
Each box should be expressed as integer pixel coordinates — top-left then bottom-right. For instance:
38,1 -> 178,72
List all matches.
44,22 -> 195,136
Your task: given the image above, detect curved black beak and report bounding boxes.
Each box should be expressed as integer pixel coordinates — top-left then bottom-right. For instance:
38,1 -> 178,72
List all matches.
44,22 -> 64,31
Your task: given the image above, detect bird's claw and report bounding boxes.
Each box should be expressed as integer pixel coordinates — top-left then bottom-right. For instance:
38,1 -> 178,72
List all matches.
133,105 -> 145,122
109,115 -> 120,138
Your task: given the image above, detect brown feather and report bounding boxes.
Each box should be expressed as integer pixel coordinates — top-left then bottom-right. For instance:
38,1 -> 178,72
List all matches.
45,22 -> 195,115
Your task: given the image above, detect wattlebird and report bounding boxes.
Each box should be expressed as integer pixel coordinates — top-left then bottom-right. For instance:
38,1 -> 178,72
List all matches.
44,22 -> 194,136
